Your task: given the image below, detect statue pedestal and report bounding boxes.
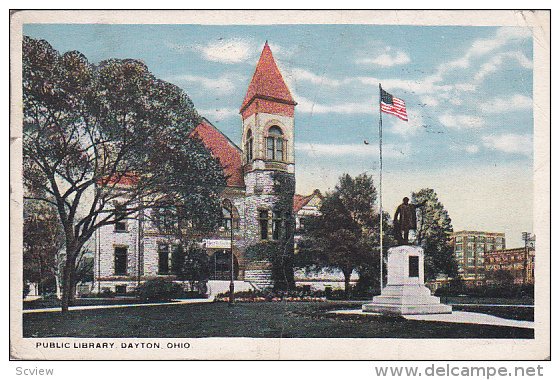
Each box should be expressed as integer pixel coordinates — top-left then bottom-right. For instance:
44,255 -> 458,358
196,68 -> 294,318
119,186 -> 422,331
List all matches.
362,245 -> 452,315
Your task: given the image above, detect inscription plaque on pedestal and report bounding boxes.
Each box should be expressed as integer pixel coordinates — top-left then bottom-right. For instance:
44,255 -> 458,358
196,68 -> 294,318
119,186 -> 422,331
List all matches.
409,256 -> 419,277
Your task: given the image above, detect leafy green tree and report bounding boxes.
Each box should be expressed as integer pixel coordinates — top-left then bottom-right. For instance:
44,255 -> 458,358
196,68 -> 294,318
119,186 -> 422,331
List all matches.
22,36 -> 225,311
181,244 -> 211,291
23,200 -> 63,295
296,173 -> 395,297
485,269 -> 515,287
412,188 -> 457,281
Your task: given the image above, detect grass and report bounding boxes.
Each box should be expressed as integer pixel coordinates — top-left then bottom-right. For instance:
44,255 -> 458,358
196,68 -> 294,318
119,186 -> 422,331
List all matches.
23,301 -> 533,339
439,296 -> 534,306
451,305 -> 533,321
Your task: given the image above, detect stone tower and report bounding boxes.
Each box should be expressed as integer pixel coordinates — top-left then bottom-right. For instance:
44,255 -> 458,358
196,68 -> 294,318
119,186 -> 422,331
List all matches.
239,42 -> 297,287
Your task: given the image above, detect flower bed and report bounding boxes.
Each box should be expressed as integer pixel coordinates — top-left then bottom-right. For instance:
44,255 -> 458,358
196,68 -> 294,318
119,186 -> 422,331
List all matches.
214,290 -> 326,303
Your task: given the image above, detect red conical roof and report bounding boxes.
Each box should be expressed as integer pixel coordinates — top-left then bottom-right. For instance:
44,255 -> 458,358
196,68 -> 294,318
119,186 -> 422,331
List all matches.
240,42 -> 296,113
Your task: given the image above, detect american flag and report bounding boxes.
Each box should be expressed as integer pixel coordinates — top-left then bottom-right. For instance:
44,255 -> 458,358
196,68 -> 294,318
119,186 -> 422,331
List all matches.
380,88 -> 408,121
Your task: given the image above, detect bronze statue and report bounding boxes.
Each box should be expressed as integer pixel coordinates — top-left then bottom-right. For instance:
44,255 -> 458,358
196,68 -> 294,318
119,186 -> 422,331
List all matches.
393,197 -> 426,245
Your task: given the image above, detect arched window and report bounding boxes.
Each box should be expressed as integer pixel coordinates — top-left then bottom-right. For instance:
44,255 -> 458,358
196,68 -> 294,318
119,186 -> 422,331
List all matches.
221,200 -> 239,230
266,126 -> 285,161
245,129 -> 253,162
222,206 -> 232,231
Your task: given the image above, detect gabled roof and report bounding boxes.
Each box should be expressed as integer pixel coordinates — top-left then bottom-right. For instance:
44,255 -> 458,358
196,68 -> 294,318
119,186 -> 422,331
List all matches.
190,118 -> 245,188
293,189 -> 323,212
240,42 -> 296,113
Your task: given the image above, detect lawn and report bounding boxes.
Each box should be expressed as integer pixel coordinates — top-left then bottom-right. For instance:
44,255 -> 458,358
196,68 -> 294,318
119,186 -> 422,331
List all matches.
439,296 -> 534,306
23,301 -> 533,339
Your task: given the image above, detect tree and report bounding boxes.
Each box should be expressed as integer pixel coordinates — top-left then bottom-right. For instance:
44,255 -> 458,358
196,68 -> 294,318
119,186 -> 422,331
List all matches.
411,188 -> 457,281
23,37 -> 226,311
296,173 -> 393,297
23,200 -> 63,295
485,269 -> 515,287
181,244 -> 211,292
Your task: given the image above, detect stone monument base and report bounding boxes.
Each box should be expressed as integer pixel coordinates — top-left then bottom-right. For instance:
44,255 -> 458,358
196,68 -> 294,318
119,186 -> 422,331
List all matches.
362,284 -> 452,315
362,245 -> 452,315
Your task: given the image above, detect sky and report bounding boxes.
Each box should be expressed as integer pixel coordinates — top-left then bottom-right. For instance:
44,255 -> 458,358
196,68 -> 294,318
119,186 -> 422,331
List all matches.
23,24 -> 534,246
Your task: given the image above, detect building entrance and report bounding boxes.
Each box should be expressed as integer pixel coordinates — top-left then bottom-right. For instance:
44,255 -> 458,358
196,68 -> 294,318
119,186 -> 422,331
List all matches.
210,250 -> 239,280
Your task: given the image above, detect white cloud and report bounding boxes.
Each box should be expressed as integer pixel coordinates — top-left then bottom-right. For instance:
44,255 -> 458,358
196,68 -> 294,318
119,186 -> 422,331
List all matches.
438,113 -> 485,130
420,96 -> 439,107
450,144 -> 480,154
482,133 -> 532,156
198,107 -> 238,121
436,27 -> 532,81
356,76 -> 452,95
454,83 -> 477,92
296,142 -> 410,158
192,38 -> 253,64
388,108 -> 423,138
357,50 -> 411,67
474,51 -> 533,82
465,145 -> 480,153
268,42 -> 296,59
287,68 -> 342,87
172,74 -> 237,95
479,94 -> 532,114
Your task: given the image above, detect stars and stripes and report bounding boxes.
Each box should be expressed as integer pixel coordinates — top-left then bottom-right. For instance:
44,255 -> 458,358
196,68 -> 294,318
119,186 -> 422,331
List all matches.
380,87 -> 408,121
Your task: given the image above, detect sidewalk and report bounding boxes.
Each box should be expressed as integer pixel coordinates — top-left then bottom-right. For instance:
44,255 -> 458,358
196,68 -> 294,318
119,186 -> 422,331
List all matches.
23,298 -> 213,314
329,309 -> 534,329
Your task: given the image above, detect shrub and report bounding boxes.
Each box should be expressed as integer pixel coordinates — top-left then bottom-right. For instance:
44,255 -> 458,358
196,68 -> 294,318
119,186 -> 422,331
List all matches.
179,290 -> 208,299
98,288 -> 115,298
135,279 -> 183,301
434,283 -> 534,299
40,292 -> 59,300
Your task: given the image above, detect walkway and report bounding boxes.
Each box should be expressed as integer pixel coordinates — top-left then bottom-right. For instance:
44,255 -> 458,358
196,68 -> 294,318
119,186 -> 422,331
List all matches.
23,298 -> 213,314
329,309 -> 534,329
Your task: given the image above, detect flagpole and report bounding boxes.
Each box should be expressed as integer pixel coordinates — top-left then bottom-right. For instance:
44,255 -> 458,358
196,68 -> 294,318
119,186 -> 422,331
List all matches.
378,83 -> 383,291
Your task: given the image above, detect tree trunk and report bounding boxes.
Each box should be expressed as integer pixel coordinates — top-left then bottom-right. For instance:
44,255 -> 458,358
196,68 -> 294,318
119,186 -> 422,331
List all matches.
60,250 -> 78,312
343,270 -> 352,299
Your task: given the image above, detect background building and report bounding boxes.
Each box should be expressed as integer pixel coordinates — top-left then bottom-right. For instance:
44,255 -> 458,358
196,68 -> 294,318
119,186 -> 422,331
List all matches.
451,230 -> 506,286
293,189 -> 323,252
484,247 -> 535,285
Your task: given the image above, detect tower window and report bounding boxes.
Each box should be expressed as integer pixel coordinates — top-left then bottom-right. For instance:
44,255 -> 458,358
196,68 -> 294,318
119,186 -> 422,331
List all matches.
259,210 -> 269,240
276,137 -> 284,160
266,126 -> 285,161
114,247 -> 128,275
266,137 -> 274,159
272,211 -> 282,240
245,129 -> 253,163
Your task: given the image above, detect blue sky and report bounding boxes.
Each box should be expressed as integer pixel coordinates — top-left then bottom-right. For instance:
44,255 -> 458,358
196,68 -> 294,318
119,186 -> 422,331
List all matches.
23,24 -> 534,246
